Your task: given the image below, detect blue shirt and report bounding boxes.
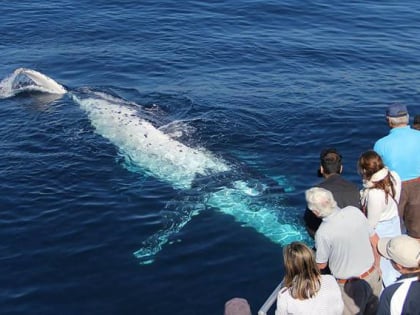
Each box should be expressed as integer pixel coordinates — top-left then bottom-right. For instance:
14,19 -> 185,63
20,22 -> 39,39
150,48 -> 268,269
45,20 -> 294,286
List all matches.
374,126 -> 420,181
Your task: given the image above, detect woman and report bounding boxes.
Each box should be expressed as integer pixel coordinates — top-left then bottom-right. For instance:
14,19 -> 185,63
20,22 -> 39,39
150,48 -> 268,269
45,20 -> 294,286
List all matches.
275,242 -> 343,315
358,150 -> 402,287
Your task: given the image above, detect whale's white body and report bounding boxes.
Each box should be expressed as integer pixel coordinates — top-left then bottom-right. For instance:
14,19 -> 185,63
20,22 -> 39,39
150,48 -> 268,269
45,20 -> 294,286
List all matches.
1,68 -> 309,264
72,91 -> 230,190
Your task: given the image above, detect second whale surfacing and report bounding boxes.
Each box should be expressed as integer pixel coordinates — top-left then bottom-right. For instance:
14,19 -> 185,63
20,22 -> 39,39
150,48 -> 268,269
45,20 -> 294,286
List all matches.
0,68 -> 310,264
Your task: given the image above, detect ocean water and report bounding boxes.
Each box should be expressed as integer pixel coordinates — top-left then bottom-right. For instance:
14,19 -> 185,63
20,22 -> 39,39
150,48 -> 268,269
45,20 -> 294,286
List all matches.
1,1 -> 420,314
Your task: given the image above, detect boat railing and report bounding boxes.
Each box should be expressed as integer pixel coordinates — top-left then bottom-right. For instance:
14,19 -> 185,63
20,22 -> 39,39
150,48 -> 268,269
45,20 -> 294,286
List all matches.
257,280 -> 284,315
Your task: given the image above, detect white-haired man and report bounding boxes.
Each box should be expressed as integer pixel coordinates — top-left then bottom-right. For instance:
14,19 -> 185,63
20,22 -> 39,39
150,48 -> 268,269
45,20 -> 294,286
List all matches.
374,103 -> 420,238
305,187 -> 382,315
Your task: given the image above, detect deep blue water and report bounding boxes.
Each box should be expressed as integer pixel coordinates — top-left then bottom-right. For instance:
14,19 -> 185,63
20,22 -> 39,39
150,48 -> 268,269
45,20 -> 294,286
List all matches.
1,1 -> 420,314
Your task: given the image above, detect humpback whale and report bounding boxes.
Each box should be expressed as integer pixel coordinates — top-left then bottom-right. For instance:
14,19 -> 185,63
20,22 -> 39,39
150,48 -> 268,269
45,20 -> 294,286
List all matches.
0,68 -> 310,264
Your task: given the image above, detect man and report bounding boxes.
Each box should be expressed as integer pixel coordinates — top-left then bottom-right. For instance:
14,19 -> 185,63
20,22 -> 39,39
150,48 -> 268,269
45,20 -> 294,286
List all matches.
376,235 -> 420,315
306,187 -> 382,315
374,103 -> 420,238
303,148 -> 360,238
413,114 -> 420,130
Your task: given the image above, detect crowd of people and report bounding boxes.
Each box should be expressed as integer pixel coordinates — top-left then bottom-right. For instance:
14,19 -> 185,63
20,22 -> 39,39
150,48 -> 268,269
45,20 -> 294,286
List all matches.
224,104 -> 420,315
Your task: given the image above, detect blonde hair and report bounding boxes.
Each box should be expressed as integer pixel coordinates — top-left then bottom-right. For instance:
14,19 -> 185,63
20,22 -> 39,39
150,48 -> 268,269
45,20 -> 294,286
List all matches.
283,242 -> 321,300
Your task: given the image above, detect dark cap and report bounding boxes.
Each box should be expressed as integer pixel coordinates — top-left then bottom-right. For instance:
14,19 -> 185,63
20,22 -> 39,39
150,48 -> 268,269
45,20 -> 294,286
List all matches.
386,103 -> 408,117
414,114 -> 420,124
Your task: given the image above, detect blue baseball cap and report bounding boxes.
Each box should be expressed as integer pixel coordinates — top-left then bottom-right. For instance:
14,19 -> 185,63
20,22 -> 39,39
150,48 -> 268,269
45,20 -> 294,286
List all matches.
386,103 -> 408,117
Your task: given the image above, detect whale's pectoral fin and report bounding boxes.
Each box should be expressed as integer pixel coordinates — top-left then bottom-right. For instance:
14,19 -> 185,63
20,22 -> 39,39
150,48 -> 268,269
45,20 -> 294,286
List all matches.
133,200 -> 205,264
14,68 -> 67,94
0,68 -> 67,99
206,184 -> 312,246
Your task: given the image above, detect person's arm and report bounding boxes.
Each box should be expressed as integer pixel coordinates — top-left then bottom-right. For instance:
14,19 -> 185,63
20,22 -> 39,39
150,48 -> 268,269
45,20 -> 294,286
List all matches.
317,262 -> 328,270
364,189 -> 383,229
314,231 -> 329,272
369,232 -> 380,270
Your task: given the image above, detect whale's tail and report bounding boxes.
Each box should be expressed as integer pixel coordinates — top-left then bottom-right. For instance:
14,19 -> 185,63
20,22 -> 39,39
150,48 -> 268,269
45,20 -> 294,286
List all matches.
0,68 -> 67,99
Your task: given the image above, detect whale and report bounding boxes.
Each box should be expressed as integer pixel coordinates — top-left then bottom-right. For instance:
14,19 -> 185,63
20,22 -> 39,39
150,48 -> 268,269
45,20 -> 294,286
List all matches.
0,68 -> 310,264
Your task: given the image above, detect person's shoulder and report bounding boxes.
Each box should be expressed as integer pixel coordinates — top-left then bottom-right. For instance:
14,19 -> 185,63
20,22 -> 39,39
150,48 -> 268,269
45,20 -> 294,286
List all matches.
380,281 -> 402,298
320,274 -> 336,283
341,205 -> 364,217
374,137 -> 386,150
390,170 -> 401,182
409,127 -> 420,137
335,176 -> 359,189
278,287 -> 291,298
341,205 -> 360,212
320,175 -> 358,190
315,223 -> 329,240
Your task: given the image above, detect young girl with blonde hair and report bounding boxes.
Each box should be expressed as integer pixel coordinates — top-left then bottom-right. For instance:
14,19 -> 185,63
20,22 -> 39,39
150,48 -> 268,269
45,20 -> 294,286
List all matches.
275,242 -> 343,315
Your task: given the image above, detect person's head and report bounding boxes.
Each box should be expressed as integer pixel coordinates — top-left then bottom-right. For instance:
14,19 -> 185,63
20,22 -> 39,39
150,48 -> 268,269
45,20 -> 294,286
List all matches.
358,150 -> 385,179
224,297 -> 252,315
358,150 -> 396,199
413,114 -> 420,130
318,148 -> 343,177
305,187 -> 337,218
386,103 -> 409,128
283,241 -> 320,299
377,235 -> 420,275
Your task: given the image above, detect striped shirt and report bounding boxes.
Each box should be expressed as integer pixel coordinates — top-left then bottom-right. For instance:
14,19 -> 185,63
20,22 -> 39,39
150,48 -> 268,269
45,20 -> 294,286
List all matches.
377,273 -> 420,315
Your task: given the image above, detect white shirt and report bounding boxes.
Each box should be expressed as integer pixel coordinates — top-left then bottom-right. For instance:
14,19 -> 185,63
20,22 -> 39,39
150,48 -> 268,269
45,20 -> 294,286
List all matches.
361,170 -> 401,229
275,275 -> 344,315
